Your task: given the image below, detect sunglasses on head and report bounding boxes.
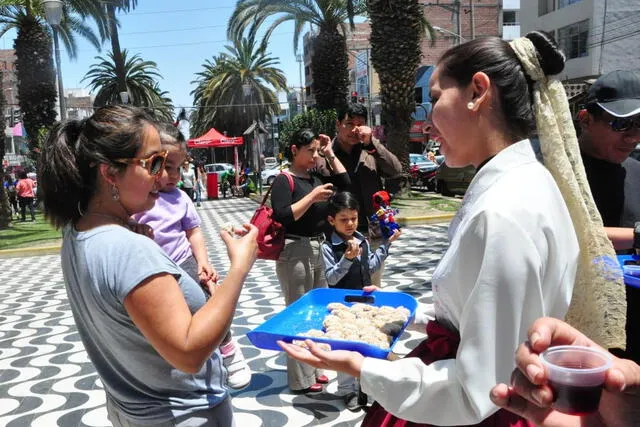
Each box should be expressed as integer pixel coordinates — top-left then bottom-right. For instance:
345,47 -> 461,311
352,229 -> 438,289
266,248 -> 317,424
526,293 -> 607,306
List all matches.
608,116 -> 640,132
114,150 -> 168,175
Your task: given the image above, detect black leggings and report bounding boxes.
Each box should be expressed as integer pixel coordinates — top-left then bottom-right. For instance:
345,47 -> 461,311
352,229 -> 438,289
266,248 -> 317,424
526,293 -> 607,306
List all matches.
182,187 -> 194,201
18,196 -> 35,221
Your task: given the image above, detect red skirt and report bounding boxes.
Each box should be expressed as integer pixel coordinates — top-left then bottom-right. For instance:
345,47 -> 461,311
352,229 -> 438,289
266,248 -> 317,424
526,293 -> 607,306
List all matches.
360,321 -> 534,427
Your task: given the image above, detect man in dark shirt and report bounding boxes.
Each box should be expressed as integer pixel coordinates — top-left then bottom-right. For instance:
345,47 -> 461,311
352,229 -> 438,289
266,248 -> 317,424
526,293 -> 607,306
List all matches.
328,103 -> 402,287
578,70 -> 640,362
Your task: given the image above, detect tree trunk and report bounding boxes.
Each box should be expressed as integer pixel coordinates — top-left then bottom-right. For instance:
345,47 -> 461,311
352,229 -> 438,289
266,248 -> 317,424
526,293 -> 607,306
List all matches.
368,0 -> 423,194
0,68 -> 10,230
107,5 -> 128,96
311,26 -> 349,111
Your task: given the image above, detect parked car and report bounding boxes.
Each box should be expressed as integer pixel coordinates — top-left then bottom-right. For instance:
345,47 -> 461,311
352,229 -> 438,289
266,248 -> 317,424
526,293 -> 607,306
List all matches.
435,163 -> 476,196
204,163 -> 234,179
409,153 -> 439,173
261,163 -> 290,186
263,157 -> 278,169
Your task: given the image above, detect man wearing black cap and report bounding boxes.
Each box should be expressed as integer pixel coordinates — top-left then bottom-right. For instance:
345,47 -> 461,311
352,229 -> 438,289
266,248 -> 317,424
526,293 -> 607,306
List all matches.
578,69 -> 640,362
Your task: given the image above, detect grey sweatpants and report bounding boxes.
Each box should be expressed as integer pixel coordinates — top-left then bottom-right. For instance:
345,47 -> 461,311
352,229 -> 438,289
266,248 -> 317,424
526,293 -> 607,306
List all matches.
106,396 -> 235,427
275,236 -> 327,390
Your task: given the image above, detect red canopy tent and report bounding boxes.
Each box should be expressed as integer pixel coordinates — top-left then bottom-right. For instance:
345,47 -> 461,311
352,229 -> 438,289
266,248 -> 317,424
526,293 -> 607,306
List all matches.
187,128 -> 243,187
187,128 -> 243,149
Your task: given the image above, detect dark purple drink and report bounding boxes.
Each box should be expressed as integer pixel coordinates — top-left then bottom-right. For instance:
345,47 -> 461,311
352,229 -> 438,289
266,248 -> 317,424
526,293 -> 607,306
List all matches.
540,345 -> 611,416
548,380 -> 603,415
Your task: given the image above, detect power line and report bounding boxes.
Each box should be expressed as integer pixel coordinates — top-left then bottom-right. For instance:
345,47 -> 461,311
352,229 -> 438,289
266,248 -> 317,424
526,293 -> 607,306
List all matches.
127,7 -> 233,16
121,23 -> 227,36
76,31 -> 294,52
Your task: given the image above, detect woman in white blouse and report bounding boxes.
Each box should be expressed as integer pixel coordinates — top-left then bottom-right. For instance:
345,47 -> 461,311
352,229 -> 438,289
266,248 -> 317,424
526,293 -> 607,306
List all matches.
277,31 -> 613,427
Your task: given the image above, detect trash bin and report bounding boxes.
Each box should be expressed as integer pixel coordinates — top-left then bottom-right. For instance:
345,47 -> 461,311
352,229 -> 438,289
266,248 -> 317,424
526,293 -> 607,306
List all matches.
207,172 -> 218,200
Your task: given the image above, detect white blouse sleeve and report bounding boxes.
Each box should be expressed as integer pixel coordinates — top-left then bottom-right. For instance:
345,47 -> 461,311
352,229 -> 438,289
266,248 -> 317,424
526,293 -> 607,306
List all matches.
360,211 -> 552,425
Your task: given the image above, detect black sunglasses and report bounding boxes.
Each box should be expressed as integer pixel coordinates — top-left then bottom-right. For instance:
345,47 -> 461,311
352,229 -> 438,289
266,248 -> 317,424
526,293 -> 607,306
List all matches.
608,116 -> 640,133
114,150 -> 168,176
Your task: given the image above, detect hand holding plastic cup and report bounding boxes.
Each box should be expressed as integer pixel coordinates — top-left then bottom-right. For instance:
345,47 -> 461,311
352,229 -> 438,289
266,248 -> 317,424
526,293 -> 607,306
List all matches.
539,345 -> 612,415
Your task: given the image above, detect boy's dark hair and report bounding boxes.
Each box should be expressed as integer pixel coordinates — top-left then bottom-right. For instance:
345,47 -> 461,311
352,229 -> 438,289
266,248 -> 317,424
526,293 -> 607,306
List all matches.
336,103 -> 368,123
328,191 -> 360,217
17,170 -> 27,180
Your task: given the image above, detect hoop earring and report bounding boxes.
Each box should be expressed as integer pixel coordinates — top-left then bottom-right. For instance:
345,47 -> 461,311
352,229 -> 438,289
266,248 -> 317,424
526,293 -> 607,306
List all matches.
111,185 -> 120,201
467,102 -> 475,110
77,201 -> 85,216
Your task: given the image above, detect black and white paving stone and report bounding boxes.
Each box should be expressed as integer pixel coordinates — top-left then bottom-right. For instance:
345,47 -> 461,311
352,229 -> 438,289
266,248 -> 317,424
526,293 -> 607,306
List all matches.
0,198 -> 449,427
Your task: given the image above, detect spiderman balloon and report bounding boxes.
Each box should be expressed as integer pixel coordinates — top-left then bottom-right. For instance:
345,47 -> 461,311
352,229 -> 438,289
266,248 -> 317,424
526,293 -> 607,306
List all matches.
370,191 -> 400,239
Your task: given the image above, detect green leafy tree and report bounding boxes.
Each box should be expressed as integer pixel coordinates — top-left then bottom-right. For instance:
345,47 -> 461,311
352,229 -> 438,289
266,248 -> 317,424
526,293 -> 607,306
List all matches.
82,49 -> 174,121
367,0 -> 434,187
228,0 -> 366,111
0,1 -> 108,153
279,108 -> 337,154
11,10 -> 56,153
190,32 -> 287,138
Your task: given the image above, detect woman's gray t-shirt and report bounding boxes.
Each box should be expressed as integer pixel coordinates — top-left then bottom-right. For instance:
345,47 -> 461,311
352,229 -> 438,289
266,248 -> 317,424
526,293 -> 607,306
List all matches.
61,224 -> 227,423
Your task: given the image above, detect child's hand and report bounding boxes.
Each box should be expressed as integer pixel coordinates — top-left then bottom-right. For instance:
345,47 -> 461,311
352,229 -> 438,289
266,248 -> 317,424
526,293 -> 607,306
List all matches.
363,285 -> 379,293
127,221 -> 154,239
387,229 -> 402,243
201,278 -> 217,297
344,240 -> 361,260
198,263 -> 219,284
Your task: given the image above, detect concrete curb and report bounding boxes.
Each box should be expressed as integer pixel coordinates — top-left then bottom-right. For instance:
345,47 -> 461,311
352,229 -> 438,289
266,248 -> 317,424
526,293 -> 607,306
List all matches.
397,212 -> 456,226
0,244 -> 62,258
0,208 -> 455,258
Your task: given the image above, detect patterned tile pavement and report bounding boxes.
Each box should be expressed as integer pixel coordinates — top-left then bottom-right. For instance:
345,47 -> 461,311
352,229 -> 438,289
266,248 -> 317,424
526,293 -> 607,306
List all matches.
0,198 -> 450,427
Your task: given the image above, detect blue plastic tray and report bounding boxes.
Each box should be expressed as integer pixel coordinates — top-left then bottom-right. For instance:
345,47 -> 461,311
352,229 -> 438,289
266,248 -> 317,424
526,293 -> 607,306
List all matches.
618,255 -> 640,289
247,288 -> 418,359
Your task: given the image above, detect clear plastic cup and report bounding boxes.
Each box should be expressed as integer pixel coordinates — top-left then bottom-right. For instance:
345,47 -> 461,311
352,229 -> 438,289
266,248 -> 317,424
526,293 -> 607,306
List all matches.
539,345 -> 612,415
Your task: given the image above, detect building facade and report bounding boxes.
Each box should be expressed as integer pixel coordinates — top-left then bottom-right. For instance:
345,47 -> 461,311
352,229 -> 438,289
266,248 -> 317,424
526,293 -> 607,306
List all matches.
65,88 -> 94,120
0,49 -> 18,127
520,0 -> 640,81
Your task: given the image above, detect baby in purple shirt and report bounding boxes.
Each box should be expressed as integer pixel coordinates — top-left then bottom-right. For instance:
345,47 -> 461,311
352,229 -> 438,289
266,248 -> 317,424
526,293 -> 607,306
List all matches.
135,124 -> 251,390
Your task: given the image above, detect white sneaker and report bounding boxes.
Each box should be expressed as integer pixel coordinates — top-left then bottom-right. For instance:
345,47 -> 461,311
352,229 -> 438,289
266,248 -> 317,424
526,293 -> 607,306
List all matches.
222,344 -> 251,390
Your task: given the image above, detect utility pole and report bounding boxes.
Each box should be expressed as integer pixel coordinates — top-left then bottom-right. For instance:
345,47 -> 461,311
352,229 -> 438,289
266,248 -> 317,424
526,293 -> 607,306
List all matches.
296,53 -> 305,113
470,0 -> 475,40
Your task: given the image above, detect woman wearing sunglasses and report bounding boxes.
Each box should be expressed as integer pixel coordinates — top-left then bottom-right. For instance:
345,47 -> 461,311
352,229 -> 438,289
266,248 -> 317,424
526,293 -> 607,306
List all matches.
39,105 -> 258,426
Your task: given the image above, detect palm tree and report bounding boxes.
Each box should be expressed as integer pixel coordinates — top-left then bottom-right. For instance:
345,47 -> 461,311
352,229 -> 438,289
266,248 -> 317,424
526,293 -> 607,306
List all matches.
228,0 -> 366,111
190,33 -> 287,138
82,49 -> 174,121
0,2 -> 106,152
104,1 -> 138,101
368,0 -> 434,184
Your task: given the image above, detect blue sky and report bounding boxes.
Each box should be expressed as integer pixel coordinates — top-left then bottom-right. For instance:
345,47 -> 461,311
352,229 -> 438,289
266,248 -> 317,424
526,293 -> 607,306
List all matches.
0,0 -> 302,113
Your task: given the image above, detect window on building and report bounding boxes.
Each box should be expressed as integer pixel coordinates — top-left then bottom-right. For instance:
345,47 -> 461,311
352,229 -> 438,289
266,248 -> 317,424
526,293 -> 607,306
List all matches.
558,19 -> 589,59
558,0 -> 582,8
538,0 -> 555,16
304,65 -> 310,76
503,11 -> 518,25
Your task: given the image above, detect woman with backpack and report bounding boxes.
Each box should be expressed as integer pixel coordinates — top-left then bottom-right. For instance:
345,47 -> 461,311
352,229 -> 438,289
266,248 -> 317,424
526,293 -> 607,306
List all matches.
270,128 -> 350,394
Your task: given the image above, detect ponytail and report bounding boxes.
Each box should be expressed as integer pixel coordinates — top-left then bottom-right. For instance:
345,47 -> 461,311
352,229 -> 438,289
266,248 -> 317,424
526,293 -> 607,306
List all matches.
38,105 -> 155,229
